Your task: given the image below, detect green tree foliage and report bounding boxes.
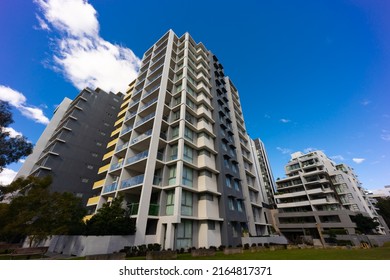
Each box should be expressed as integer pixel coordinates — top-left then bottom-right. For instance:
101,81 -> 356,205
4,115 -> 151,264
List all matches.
0,101 -> 33,172
352,213 -> 380,234
375,197 -> 390,228
85,196 -> 136,235
0,176 -> 86,245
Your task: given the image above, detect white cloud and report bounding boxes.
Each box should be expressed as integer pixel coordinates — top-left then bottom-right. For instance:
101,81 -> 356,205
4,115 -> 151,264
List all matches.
35,15 -> 50,31
361,99 -> 371,106
34,0 -> 141,93
0,85 -> 49,125
0,168 -> 17,185
352,158 -> 365,164
330,155 -> 345,161
280,118 -> 291,123
2,127 -> 23,138
381,129 -> 390,141
277,147 -> 292,154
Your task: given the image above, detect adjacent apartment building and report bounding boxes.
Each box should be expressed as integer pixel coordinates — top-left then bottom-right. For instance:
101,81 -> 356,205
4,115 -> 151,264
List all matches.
86,30 -> 273,250
15,88 -> 122,206
274,150 -> 387,243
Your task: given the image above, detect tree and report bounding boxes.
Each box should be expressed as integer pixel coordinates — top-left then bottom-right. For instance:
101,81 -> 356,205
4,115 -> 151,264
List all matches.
85,196 -> 136,235
0,176 -> 86,245
0,101 -> 33,172
375,197 -> 390,228
352,213 -> 380,234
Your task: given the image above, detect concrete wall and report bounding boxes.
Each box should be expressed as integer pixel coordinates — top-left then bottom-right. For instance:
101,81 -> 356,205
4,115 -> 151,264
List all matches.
48,235 -> 135,257
241,235 -> 289,246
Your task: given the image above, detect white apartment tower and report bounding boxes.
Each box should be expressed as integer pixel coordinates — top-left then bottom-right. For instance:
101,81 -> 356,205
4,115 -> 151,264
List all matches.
87,30 -> 271,249
274,150 -> 386,243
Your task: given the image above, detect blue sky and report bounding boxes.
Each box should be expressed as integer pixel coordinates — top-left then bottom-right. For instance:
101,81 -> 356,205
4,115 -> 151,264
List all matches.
0,0 -> 389,191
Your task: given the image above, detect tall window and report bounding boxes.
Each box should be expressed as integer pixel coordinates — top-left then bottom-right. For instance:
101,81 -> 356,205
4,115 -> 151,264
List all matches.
228,197 -> 235,211
184,127 -> 194,142
176,220 -> 192,249
170,144 -> 178,160
172,126 -> 179,139
182,166 -> 193,187
166,190 -> 175,215
168,165 -> 176,185
183,145 -> 193,162
225,176 -> 232,188
233,180 -> 240,191
181,190 -> 193,216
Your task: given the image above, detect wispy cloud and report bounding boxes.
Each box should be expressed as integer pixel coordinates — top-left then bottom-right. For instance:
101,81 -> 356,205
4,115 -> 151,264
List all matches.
381,129 -> 390,141
34,0 -> 141,93
264,114 -> 271,119
0,168 -> 17,185
34,14 -> 50,31
280,118 -> 291,123
360,99 -> 371,106
352,158 -> 365,164
0,85 -> 49,125
277,147 -> 292,154
330,155 -> 345,161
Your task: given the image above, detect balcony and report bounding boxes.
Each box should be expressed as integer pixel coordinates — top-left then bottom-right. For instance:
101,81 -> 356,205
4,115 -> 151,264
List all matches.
110,161 -> 123,171
103,182 -> 118,194
87,196 -> 99,206
134,112 -> 155,127
139,97 -> 158,112
120,126 -> 133,136
127,203 -> 160,216
130,129 -> 152,145
116,142 -> 129,152
120,174 -> 145,190
126,150 -> 148,165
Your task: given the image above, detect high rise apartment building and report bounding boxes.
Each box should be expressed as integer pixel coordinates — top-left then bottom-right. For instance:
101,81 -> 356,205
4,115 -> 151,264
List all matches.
274,150 -> 386,242
87,30 -> 272,249
16,88 -> 122,206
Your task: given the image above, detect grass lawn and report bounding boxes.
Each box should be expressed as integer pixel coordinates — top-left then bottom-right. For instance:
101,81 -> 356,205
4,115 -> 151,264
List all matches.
175,246 -> 390,260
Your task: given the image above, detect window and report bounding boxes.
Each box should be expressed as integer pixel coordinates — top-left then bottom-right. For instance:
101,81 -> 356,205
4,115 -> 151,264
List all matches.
224,158 -> 230,169
176,84 -> 183,93
91,153 -> 98,157
226,176 -> 232,188
208,221 -> 215,230
233,180 -> 240,191
183,145 -> 193,162
172,126 -> 179,139
168,165 -> 176,185
199,170 -> 212,178
184,127 -> 194,141
200,193 -> 213,201
172,110 -> 180,122
232,163 -> 238,173
96,142 -> 102,146
176,220 -> 192,249
181,190 -> 193,216
166,190 -> 175,215
199,149 -> 211,157
86,165 -> 94,170
81,178 -> 89,183
170,144 -> 178,160
228,197 -> 235,210
182,166 -> 193,187
186,98 -> 196,110
237,200 -> 243,212
198,131 -> 210,139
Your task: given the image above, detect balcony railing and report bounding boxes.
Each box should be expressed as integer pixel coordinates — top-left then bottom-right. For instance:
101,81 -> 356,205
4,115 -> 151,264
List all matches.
135,112 -> 155,127
120,126 -> 133,135
120,174 -> 145,190
139,97 -> 158,111
126,150 -> 148,165
127,203 -> 160,216
130,129 -> 153,145
116,142 -> 129,152
110,161 -> 123,171
103,182 -> 118,194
